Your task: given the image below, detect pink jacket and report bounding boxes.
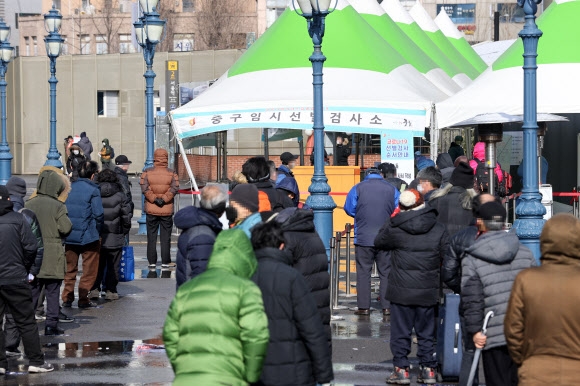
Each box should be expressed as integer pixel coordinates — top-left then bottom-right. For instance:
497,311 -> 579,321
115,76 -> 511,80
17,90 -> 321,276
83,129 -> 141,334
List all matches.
469,142 -> 503,182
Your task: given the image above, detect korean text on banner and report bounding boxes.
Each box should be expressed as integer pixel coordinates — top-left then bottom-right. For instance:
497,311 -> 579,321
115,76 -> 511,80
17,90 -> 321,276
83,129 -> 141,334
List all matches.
381,131 -> 414,183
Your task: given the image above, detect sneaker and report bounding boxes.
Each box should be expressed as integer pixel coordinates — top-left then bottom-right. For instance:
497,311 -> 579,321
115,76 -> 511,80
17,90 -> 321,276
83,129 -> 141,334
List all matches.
28,362 -> 55,373
6,349 -> 21,358
0,367 -> 5,374
386,367 -> 410,385
161,262 -> 176,268
78,301 -> 98,309
35,313 -> 46,320
58,312 -> 75,323
88,289 -> 100,299
148,264 -> 156,269
417,365 -> 437,385
62,301 -> 72,308
105,291 -> 119,301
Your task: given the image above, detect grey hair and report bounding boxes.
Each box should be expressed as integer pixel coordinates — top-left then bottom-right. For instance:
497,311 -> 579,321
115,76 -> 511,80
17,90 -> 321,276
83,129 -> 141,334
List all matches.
483,220 -> 505,231
200,183 -> 228,212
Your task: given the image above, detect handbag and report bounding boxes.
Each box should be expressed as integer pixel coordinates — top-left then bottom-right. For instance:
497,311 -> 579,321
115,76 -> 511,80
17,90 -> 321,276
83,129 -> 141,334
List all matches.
119,246 -> 135,282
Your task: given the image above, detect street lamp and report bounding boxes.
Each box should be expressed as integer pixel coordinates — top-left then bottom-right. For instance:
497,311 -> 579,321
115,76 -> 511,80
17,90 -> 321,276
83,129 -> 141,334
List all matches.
134,0 -> 165,234
0,18 -> 14,185
512,0 -> 545,261
43,6 -> 64,168
294,0 -> 337,253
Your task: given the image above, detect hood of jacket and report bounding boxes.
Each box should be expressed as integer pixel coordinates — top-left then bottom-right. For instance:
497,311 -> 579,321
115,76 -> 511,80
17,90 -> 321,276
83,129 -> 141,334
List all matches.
154,149 -> 168,168
102,138 -> 109,146
540,213 -> 580,266
174,205 -> 223,232
277,208 -> 315,232
79,136 -> 90,144
391,206 -> 438,235
69,144 -> 84,155
9,195 -> 24,211
35,168 -> 70,202
255,247 -> 293,266
276,177 -> 299,205
436,153 -> 454,169
472,142 -> 485,161
99,181 -> 121,198
467,231 -> 521,264
206,229 -> 257,278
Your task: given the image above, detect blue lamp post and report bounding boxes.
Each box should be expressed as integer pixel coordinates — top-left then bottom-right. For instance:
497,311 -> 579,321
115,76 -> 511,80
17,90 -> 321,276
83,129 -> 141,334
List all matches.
43,6 -> 64,168
0,19 -> 14,185
294,0 -> 337,253
134,0 -> 165,234
512,0 -> 545,261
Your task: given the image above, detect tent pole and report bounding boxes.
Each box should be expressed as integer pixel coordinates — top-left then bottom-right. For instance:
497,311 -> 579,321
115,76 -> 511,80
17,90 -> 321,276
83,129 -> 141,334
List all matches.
355,134 -> 360,166
222,131 -> 228,182
298,136 -> 304,166
264,128 -> 269,160
216,131 -> 221,182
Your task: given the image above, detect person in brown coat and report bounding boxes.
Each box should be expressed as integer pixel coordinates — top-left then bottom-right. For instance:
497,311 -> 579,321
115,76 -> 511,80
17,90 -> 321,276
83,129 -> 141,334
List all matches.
505,213 -> 580,386
140,149 -> 179,269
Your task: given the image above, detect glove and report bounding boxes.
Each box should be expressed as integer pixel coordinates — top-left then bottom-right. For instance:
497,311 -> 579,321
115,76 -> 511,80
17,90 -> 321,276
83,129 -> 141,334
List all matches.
154,198 -> 165,207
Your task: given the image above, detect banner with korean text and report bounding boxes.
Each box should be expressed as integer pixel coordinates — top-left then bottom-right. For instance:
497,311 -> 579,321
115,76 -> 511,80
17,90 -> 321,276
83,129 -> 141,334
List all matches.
381,130 -> 414,183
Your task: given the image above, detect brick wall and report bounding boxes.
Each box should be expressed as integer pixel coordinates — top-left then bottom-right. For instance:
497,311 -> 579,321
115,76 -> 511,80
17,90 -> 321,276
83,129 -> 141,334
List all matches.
177,153 -> 383,184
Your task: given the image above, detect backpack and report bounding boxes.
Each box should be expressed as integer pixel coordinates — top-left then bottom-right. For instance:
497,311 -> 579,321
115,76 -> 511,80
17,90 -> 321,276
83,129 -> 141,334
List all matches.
110,146 -> 115,159
497,169 -> 513,197
475,159 -> 499,194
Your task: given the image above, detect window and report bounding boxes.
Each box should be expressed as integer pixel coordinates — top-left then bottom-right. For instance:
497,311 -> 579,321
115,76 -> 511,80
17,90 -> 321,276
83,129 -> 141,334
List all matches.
80,34 -> 91,54
24,37 -> 30,56
497,3 -> 525,23
119,34 -> 136,54
53,0 -> 62,9
436,4 -> 476,24
32,37 -> 38,56
61,35 -> 68,55
173,34 -> 194,52
183,0 -> 194,12
97,91 -> 119,117
96,35 -> 107,55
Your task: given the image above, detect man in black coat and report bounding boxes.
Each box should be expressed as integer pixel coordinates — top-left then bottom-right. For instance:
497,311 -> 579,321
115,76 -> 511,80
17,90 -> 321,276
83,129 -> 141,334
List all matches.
242,156 -> 294,213
378,162 -> 408,192
0,185 -> 54,373
276,208 -> 331,348
114,155 -> 134,215
335,136 -> 351,166
251,220 -> 333,386
375,189 -> 449,385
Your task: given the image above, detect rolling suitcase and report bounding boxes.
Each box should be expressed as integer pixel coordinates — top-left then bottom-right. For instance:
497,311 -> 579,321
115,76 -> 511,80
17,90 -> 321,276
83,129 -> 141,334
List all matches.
436,293 -> 463,379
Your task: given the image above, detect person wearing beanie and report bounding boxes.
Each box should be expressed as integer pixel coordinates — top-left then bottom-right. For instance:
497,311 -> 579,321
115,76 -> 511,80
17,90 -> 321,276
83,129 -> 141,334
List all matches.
0,185 -> 55,372
448,135 -> 465,163
228,184 -> 262,238
461,202 -> 535,386
429,162 -> 478,237
77,132 -> 93,161
505,214 -> 580,386
375,188 -> 449,384
242,156 -> 294,213
344,167 -> 400,317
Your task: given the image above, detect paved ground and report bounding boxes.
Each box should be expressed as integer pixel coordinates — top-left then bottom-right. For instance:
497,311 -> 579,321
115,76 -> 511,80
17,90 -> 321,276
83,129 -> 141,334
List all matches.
2,175 -> 485,385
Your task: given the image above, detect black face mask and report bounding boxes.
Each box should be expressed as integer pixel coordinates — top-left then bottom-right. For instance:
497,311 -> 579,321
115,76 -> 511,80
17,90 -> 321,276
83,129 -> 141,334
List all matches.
225,206 -> 238,224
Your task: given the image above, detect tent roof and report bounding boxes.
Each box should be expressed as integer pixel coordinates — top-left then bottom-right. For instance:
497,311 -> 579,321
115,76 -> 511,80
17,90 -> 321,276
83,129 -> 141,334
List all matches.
436,0 -> 580,128
472,39 -> 517,66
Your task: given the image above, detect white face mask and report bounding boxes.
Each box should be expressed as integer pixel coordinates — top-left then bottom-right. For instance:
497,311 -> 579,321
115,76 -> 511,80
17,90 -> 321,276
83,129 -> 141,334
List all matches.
417,184 -> 424,194
73,150 -> 79,155
102,142 -> 106,146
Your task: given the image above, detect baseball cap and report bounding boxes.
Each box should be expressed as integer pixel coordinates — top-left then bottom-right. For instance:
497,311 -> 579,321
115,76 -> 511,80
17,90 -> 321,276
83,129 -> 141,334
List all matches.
280,152 -> 299,163
115,155 -> 132,165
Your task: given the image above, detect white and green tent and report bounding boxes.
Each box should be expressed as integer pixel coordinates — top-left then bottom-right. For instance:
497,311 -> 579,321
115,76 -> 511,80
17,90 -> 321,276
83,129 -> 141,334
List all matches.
381,0 -> 471,88
170,0 -> 448,140
434,10 -> 488,73
437,0 -> 580,128
409,2 -> 481,81
349,0 -> 461,95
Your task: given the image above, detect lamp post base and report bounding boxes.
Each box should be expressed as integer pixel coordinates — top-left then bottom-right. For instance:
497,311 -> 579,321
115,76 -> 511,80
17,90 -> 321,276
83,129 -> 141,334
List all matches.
306,180 -> 336,256
512,195 -> 545,263
138,194 -> 147,235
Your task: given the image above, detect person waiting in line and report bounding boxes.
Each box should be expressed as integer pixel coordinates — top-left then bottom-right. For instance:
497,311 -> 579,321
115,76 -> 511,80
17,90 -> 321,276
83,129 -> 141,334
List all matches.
436,153 -> 455,186
66,143 -> 86,178
77,132 -> 93,160
378,162 -> 408,192
227,184 -> 262,237
448,135 -> 465,163
99,139 -> 114,170
413,166 -> 442,201
335,136 -> 351,166
242,156 -> 293,213
276,152 -> 298,185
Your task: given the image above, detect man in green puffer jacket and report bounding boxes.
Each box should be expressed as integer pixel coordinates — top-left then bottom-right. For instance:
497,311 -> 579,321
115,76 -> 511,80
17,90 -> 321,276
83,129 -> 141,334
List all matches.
163,228 -> 269,386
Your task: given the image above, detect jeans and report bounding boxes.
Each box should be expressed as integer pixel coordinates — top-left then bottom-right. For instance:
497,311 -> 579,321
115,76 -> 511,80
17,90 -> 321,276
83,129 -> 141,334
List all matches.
146,214 -> 173,265
63,240 -> 101,305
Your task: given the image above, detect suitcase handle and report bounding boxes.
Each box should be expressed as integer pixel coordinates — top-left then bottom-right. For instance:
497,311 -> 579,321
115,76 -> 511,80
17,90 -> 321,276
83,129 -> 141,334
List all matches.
453,323 -> 460,354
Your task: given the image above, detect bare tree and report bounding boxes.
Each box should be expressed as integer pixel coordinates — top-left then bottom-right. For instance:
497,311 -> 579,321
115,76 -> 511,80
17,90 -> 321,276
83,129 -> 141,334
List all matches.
66,12 -> 91,55
90,0 -> 125,54
155,0 -> 179,52
194,0 -> 249,50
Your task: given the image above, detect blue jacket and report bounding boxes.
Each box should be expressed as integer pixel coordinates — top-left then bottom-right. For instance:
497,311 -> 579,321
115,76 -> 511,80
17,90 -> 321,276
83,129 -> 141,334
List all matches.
344,174 -> 400,246
174,206 -> 223,288
275,165 -> 294,185
65,178 -> 104,245
235,212 -> 263,239
276,176 -> 300,206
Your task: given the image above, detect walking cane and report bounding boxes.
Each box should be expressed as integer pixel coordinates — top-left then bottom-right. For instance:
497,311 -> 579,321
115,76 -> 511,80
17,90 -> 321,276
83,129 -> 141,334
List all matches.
467,311 -> 494,386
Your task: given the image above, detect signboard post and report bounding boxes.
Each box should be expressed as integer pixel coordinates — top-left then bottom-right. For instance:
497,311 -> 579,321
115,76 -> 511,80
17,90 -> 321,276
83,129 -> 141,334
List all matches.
381,131 -> 414,183
165,60 -> 179,112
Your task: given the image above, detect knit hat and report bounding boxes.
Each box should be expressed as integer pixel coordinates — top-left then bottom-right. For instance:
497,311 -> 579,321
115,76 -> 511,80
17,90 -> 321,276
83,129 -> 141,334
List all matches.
230,184 -> 259,213
399,189 -> 425,212
6,176 -> 27,198
454,155 -> 468,168
450,162 -> 474,189
0,185 -> 9,201
454,135 -> 464,142
477,202 -> 506,222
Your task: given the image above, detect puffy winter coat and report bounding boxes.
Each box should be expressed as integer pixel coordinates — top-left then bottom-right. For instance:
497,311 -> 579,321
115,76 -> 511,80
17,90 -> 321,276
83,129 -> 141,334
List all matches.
345,173 -> 400,246
252,180 -> 294,213
275,164 -> 294,185
436,153 -> 455,186
65,178 -> 104,246
10,195 -> 44,277
114,166 -> 134,214
461,231 -> 535,350
98,181 -> 132,249
66,144 -> 86,175
335,144 -> 351,166
140,149 -> 179,216
448,142 -> 465,163
441,225 -> 478,294
163,229 -> 269,386
428,184 -> 476,237
0,199 -> 38,285
25,167 -> 72,280
374,206 -> 449,307
252,247 -> 334,386
99,138 -> 113,163
277,208 -> 331,347
276,176 -> 300,207
505,214 -> 580,386
174,206 -> 223,288
469,142 -> 504,183
78,136 -> 93,160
